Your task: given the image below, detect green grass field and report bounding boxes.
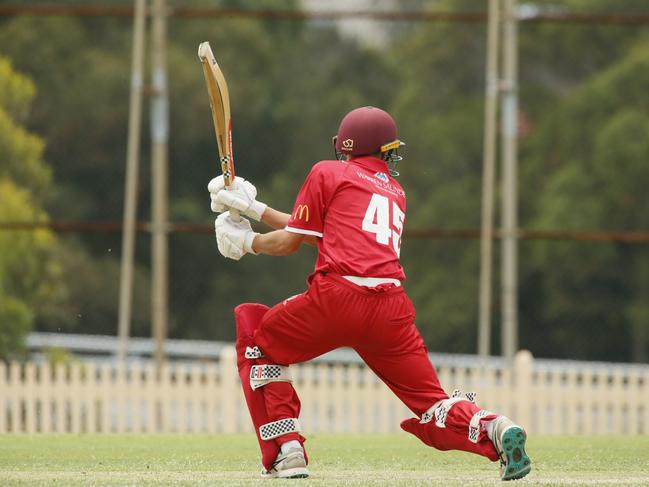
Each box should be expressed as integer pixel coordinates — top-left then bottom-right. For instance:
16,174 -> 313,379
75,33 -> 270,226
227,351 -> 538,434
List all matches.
1,434 -> 648,486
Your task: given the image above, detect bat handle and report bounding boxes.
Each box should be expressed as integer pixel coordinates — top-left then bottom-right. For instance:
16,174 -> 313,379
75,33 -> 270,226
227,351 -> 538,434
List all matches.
223,175 -> 241,221
225,183 -> 240,221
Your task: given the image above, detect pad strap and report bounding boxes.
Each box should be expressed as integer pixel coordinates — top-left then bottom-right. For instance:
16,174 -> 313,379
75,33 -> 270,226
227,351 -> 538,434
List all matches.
250,364 -> 292,390
468,409 -> 493,443
245,346 -> 263,359
433,397 -> 467,428
464,391 -> 477,404
259,417 -> 301,441
451,388 -> 477,403
420,399 -> 444,424
420,389 -> 478,428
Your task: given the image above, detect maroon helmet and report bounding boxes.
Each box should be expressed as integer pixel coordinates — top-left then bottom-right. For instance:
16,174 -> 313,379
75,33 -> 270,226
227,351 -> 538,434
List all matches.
333,106 -> 404,175
334,106 -> 403,156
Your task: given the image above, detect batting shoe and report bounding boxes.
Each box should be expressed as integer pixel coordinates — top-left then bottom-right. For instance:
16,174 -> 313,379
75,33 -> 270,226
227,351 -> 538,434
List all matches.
261,447 -> 309,479
491,416 -> 532,481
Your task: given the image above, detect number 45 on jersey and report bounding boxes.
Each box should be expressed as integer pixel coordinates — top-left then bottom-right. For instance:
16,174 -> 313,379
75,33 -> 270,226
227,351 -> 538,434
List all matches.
362,193 -> 405,257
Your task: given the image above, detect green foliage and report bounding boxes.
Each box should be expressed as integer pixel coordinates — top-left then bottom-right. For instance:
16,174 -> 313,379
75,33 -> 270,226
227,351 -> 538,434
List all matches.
27,236 -> 151,337
388,2 -> 488,352
0,15 -> 129,221
0,58 -> 50,196
524,38 -> 649,361
0,180 -> 55,292
0,2 -> 648,362
0,296 -> 32,361
0,58 -> 66,360
0,179 -> 66,359
0,56 -> 35,119
43,346 -> 78,370
0,107 -> 49,196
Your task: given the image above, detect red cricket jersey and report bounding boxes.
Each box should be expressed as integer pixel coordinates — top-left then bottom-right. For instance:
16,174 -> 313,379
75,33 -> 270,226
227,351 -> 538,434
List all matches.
285,156 -> 406,280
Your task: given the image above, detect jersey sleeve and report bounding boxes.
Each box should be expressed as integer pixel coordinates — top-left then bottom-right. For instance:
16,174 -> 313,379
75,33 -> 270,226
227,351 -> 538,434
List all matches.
285,162 -> 338,238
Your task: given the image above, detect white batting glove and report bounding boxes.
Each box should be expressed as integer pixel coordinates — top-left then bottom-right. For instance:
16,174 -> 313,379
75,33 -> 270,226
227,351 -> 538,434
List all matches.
207,175 -> 268,221
207,175 -> 242,213
214,211 -> 258,260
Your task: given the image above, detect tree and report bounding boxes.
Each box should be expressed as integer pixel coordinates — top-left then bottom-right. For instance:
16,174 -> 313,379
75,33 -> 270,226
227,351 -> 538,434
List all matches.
0,57 -> 64,360
524,40 -> 649,361
2,1 -> 647,363
0,6 -> 397,341
385,0 -> 489,352
387,0 -> 649,358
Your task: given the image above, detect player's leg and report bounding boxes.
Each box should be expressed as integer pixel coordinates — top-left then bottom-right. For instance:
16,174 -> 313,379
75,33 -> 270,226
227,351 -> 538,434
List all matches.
235,287 -> 340,478
235,302 -> 298,476
354,289 -> 530,477
236,302 -> 316,478
356,332 -> 501,461
390,349 -> 531,481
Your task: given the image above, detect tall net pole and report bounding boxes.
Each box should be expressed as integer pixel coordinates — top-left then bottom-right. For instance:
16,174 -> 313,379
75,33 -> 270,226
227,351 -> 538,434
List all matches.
500,0 -> 519,361
117,0 -> 146,365
478,0 -> 501,357
150,0 -> 169,370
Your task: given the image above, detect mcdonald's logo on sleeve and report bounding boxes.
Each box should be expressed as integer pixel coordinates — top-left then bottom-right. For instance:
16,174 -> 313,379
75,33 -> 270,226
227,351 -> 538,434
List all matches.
293,204 -> 310,222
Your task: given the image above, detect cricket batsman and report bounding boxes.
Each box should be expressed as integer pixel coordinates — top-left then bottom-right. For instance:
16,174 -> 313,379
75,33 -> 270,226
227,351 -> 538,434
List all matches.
208,106 -> 532,480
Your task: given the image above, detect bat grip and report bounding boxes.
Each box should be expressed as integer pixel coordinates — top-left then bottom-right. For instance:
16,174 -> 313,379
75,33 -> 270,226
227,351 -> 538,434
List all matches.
229,208 -> 241,222
225,183 -> 241,221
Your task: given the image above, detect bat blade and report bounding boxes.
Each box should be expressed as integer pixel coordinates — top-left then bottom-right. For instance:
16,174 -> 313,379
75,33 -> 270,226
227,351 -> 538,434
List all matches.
198,41 -> 235,188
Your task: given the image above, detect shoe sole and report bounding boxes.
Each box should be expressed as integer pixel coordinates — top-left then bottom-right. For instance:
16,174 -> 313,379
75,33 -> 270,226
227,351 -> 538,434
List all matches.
500,426 -> 531,481
278,467 -> 309,479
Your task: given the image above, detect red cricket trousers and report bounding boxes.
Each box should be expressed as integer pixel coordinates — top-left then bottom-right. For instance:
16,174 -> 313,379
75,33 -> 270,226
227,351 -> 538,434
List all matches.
254,272 -> 447,415
238,272 -> 499,469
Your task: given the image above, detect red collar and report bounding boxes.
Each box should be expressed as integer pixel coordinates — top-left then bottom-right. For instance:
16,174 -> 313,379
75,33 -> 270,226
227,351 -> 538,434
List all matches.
349,156 -> 389,173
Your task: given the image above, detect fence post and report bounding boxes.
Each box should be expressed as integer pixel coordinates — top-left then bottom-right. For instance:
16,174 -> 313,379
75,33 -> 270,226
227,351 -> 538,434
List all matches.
70,362 -> 82,434
347,364 -> 360,433
24,362 -> 36,433
0,361 -> 6,433
331,365 -> 345,432
513,350 -> 533,430
40,362 -> 52,433
220,346 -> 238,433
642,368 -> 649,435
205,363 -> 218,433
85,363 -> 97,433
627,367 -> 639,435
10,362 -> 21,432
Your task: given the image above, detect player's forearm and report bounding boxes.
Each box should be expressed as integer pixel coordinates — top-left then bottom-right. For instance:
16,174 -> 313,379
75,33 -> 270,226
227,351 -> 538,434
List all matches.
251,229 -> 303,256
261,207 -> 317,247
261,207 -> 291,230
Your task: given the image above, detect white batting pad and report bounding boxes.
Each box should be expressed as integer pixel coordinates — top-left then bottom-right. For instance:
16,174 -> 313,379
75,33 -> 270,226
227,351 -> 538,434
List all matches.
249,364 -> 292,390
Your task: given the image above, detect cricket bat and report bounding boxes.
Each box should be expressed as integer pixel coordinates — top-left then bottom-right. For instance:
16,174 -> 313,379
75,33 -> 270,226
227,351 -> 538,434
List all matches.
198,41 -> 239,219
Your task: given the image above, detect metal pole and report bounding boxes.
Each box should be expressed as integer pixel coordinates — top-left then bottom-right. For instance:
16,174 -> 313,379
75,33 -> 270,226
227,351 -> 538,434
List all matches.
478,0 -> 501,358
117,0 -> 147,365
500,0 -> 519,361
150,0 -> 169,370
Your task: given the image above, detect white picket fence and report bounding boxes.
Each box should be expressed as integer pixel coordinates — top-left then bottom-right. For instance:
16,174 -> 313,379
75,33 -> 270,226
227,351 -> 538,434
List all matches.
1,348 -> 648,435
